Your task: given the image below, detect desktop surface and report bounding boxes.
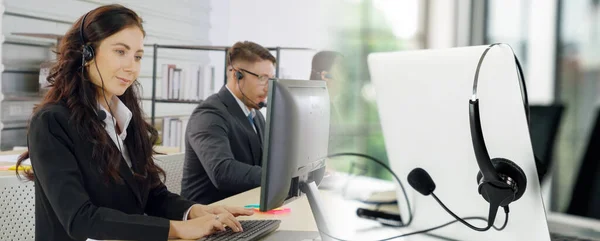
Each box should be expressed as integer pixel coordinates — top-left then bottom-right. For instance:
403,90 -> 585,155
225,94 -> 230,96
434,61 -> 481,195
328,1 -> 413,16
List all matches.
171,186 -> 451,241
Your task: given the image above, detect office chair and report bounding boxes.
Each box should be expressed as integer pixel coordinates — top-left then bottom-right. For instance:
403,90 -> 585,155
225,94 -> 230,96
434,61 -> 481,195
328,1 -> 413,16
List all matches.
0,177 -> 35,241
528,104 -> 565,183
154,153 -> 185,195
566,106 -> 600,220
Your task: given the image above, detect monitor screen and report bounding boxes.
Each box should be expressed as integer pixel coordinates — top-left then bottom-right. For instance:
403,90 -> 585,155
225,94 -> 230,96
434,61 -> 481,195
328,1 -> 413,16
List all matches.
259,79 -> 330,212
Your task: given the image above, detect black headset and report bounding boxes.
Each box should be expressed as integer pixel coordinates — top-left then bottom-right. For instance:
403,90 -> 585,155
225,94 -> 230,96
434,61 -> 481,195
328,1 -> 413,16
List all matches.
80,12 -> 95,63
311,69 -> 334,80
468,43 -> 528,227
228,49 -> 266,109
80,11 -> 104,120
227,48 -> 245,81
234,65 -> 245,81
79,10 -> 122,153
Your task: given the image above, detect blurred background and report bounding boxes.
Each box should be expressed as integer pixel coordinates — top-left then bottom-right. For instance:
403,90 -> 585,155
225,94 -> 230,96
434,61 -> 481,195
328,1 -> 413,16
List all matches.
320,0 -> 600,223
0,0 -> 598,224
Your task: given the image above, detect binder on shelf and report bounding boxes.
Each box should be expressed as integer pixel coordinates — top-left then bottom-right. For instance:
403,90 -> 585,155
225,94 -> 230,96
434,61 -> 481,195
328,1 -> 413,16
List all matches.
169,119 -> 178,147
180,67 -> 187,100
180,118 -> 189,151
161,64 -> 175,99
172,68 -> 181,100
162,117 -> 171,146
160,116 -> 189,151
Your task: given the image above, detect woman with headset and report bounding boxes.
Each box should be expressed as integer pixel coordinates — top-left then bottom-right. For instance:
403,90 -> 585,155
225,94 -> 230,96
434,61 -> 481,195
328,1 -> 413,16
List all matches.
309,51 -> 347,154
15,4 -> 252,241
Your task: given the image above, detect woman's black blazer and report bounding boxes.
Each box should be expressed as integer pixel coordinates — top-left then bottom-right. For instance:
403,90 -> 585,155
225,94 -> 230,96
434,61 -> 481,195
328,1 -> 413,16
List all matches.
27,103 -> 195,241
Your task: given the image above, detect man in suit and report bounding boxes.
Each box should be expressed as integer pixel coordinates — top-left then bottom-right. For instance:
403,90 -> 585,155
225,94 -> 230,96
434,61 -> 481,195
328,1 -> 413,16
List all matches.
182,41 -> 275,204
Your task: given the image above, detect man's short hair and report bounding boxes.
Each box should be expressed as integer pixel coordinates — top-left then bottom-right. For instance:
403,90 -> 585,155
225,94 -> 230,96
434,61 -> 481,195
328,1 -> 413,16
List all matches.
227,41 -> 276,67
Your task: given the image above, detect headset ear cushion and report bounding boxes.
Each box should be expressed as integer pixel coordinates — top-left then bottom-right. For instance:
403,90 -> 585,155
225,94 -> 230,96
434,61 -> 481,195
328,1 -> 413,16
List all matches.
235,71 -> 244,80
483,158 -> 527,201
82,45 -> 94,62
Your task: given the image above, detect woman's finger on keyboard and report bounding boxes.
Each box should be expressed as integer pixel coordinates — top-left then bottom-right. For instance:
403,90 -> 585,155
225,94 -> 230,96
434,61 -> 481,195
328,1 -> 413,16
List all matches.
219,213 -> 242,232
212,217 -> 225,232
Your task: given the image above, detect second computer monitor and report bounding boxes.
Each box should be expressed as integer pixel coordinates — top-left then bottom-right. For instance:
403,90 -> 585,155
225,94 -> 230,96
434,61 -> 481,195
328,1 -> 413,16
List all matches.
259,79 -> 330,212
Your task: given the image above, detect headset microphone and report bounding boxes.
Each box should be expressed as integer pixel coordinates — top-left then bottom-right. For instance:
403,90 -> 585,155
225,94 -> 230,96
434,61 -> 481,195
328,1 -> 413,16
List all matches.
236,71 -> 266,109
407,168 -> 436,196
228,51 -> 267,109
97,110 -> 107,121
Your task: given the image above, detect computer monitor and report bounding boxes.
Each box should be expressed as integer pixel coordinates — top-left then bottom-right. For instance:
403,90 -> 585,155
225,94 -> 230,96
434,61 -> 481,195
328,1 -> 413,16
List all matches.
259,78 -> 332,236
367,45 -> 551,241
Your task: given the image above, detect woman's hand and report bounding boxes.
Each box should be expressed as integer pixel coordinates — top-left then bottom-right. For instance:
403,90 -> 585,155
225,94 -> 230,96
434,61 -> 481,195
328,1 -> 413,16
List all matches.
187,204 -> 211,219
206,205 -> 255,217
169,214 -> 225,239
188,204 -> 254,232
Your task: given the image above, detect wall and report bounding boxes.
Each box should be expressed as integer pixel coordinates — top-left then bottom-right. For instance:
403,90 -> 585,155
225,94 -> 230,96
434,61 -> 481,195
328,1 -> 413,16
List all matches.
208,0 -> 339,84
526,0 -> 558,105
0,0 -> 212,150
427,0 -> 456,49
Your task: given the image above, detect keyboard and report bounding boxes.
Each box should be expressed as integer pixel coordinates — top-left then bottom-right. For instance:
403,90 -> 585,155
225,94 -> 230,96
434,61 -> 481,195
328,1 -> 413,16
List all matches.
198,219 -> 281,241
551,232 -> 598,241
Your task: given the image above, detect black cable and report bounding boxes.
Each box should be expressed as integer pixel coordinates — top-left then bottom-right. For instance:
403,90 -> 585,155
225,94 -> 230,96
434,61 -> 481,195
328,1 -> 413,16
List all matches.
94,60 -> 122,153
431,193 -> 491,231
322,152 -> 511,241
319,212 -> 509,241
326,152 -> 413,227
237,77 -> 259,110
496,206 -> 509,231
321,213 -> 508,241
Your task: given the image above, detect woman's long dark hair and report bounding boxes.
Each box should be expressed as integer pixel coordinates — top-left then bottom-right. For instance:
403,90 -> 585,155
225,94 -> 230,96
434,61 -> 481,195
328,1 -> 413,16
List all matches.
16,4 -> 165,187
309,51 -> 343,80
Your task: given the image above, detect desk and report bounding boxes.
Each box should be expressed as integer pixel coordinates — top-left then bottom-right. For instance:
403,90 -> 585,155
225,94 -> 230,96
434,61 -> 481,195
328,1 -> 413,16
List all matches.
0,148 -> 179,177
173,175 -> 600,241
0,153 -> 447,240
174,186 -> 448,241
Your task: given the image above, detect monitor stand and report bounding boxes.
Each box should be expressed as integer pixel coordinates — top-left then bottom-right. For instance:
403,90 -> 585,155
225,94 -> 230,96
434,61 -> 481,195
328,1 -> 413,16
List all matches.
300,181 -> 335,241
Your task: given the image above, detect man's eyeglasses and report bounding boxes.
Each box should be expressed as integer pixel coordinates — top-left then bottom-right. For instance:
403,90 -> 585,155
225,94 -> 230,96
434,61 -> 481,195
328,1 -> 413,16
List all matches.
238,68 -> 275,85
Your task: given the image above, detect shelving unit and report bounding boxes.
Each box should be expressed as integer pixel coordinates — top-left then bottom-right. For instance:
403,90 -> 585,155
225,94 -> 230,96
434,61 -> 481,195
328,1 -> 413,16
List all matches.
147,44 -> 313,126
0,32 -> 60,150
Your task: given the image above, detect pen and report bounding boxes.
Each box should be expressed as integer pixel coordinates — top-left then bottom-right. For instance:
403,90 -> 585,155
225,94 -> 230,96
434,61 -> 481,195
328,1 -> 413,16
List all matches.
356,208 -> 404,227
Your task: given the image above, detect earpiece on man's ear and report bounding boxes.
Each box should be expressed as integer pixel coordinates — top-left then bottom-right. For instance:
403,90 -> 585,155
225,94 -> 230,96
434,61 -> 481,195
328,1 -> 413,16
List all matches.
322,71 -> 333,80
